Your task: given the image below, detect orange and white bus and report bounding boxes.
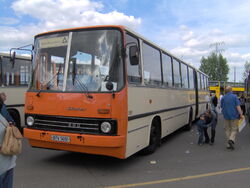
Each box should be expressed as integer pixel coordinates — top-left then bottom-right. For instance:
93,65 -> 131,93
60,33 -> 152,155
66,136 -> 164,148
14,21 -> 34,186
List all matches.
0,52 -> 31,131
21,25 -> 209,159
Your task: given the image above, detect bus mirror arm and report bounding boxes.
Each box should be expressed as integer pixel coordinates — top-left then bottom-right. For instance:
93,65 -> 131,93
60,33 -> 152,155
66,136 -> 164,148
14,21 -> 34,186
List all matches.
9,44 -> 34,68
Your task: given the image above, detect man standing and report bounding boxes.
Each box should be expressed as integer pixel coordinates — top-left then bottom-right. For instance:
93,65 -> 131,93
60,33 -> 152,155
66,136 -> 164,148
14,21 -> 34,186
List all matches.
211,93 -> 218,112
221,86 -> 243,150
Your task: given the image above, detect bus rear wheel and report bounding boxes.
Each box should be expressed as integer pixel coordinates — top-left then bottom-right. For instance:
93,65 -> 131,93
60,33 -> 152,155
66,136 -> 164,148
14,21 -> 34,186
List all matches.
140,119 -> 161,155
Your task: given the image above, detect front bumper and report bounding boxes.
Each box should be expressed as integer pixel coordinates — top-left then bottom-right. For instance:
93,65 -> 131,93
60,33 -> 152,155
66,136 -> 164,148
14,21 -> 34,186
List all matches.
24,128 -> 126,159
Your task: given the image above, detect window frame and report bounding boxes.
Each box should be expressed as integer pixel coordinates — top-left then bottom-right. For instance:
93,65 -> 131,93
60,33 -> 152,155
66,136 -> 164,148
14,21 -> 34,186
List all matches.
142,41 -> 162,87
180,62 -> 189,89
161,52 -> 173,87
125,33 -> 142,85
172,58 -> 181,88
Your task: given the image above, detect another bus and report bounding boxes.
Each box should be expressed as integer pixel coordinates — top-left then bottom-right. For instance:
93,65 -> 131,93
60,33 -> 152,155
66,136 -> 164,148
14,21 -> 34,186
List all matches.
226,82 -> 244,97
244,73 -> 250,123
0,52 -> 31,131
209,81 -> 221,99
21,25 -> 209,159
209,81 -> 244,98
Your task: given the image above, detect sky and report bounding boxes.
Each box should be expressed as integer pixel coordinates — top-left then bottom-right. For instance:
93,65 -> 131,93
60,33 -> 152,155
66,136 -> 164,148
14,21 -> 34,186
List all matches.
0,0 -> 250,82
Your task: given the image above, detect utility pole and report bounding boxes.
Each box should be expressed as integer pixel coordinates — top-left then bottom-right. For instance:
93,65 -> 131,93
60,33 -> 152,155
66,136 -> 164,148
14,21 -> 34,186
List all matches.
209,42 -> 225,81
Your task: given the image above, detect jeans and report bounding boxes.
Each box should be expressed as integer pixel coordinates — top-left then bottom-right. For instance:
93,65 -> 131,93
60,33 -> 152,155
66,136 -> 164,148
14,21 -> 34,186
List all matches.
0,168 -> 14,188
196,119 -> 207,144
204,127 -> 216,143
197,125 -> 205,144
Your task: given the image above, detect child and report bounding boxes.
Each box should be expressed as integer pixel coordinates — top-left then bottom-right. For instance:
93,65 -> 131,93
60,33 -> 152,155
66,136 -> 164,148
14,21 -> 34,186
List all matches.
196,110 -> 213,145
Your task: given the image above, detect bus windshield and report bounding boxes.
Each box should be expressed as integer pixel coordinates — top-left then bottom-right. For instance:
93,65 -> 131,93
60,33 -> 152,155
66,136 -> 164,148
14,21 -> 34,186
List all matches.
30,29 -> 124,92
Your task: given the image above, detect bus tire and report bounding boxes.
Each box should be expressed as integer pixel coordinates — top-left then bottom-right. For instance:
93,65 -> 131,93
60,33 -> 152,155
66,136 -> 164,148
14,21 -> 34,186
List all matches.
8,109 -> 22,133
184,109 -> 193,131
140,118 -> 161,155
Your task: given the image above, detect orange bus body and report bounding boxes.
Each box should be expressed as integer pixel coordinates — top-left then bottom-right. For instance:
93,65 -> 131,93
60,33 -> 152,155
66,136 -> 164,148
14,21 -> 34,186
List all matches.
24,89 -> 128,158
24,25 -> 129,158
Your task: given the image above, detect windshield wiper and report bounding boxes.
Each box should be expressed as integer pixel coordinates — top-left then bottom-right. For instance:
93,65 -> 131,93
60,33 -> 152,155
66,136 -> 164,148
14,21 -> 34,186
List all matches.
74,77 -> 93,99
36,64 -> 62,97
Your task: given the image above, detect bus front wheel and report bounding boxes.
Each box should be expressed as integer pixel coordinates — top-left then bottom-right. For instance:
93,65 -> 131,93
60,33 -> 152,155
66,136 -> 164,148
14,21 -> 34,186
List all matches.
8,110 -> 22,133
184,109 -> 193,131
140,119 -> 161,155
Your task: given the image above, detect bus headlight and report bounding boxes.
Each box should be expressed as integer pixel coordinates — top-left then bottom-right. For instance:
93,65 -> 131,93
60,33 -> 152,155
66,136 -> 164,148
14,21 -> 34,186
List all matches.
27,116 -> 34,126
100,122 -> 112,133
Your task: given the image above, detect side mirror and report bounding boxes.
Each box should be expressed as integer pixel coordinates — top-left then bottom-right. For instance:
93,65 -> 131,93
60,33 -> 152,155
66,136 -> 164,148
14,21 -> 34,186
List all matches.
129,45 -> 139,65
9,44 -> 34,68
10,51 -> 16,68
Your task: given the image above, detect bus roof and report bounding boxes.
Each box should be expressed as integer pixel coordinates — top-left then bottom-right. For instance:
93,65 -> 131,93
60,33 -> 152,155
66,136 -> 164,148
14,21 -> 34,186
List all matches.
35,25 -> 207,77
0,52 -> 31,60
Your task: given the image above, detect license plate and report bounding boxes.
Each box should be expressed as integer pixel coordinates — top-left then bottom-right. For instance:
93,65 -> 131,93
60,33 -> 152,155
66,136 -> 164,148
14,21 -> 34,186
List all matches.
51,135 -> 71,143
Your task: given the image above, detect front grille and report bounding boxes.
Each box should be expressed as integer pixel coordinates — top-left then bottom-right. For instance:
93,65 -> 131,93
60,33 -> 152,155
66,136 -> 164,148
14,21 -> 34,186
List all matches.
25,114 -> 117,135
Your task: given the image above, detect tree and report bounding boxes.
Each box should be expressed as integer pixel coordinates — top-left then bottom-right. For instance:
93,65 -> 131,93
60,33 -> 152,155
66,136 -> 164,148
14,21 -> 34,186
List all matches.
242,61 -> 250,81
199,52 -> 229,81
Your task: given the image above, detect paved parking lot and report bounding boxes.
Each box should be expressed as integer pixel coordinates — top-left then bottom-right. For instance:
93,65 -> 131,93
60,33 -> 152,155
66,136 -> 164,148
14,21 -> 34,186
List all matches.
14,114 -> 250,188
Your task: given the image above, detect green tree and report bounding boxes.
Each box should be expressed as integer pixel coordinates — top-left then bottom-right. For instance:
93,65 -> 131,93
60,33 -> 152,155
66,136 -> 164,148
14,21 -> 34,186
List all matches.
242,61 -> 250,81
199,52 -> 229,81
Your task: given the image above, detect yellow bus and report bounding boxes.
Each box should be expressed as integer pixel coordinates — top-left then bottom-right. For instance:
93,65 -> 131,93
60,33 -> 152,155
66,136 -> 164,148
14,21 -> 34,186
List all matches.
209,81 -> 221,99
0,52 -> 31,131
19,25 -> 209,159
226,82 -> 244,97
209,81 -> 244,98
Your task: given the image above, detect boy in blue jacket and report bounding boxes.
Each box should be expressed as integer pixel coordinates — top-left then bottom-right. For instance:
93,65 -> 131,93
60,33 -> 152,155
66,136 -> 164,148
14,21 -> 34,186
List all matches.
196,109 -> 217,145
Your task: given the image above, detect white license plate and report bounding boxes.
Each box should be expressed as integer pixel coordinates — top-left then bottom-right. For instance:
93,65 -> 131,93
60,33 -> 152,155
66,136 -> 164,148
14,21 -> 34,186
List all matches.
51,135 -> 71,143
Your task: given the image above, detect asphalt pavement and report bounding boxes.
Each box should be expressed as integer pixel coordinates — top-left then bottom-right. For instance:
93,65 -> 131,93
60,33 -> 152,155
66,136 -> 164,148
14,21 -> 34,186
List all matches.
14,114 -> 250,188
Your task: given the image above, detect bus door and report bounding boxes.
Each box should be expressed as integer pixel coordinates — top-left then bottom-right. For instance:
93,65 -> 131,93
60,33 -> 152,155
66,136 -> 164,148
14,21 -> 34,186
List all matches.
194,70 -> 199,117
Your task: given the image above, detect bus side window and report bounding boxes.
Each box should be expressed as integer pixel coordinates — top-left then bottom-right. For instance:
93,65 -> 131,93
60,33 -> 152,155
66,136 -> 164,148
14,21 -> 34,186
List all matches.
126,34 -> 141,84
188,67 -> 194,89
181,63 -> 188,88
201,74 -> 205,90
173,59 -> 181,88
197,72 -> 201,90
162,53 -> 173,87
142,42 -> 161,86
0,56 -> 31,87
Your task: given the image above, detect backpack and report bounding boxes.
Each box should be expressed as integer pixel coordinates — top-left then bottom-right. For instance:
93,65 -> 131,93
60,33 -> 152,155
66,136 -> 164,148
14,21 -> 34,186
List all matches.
0,113 -> 23,155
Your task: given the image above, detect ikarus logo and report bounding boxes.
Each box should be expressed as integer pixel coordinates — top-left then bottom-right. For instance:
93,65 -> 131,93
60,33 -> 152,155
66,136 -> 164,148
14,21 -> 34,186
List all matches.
67,107 -> 86,111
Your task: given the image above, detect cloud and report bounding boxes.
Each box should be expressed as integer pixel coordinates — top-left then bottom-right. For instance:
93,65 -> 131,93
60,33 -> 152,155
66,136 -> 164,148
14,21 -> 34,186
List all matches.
0,17 -> 19,25
0,0 -> 141,51
171,46 -> 208,59
181,31 -> 194,41
242,53 -> 250,60
11,0 -> 141,30
155,23 -> 250,82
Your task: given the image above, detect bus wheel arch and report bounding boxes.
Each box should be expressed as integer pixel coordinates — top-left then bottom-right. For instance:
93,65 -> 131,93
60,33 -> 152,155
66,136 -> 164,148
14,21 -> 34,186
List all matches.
140,116 -> 162,155
8,109 -> 22,132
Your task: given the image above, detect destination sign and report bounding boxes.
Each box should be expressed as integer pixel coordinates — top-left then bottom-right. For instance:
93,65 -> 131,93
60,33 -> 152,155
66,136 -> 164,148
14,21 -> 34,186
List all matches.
39,36 -> 68,48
